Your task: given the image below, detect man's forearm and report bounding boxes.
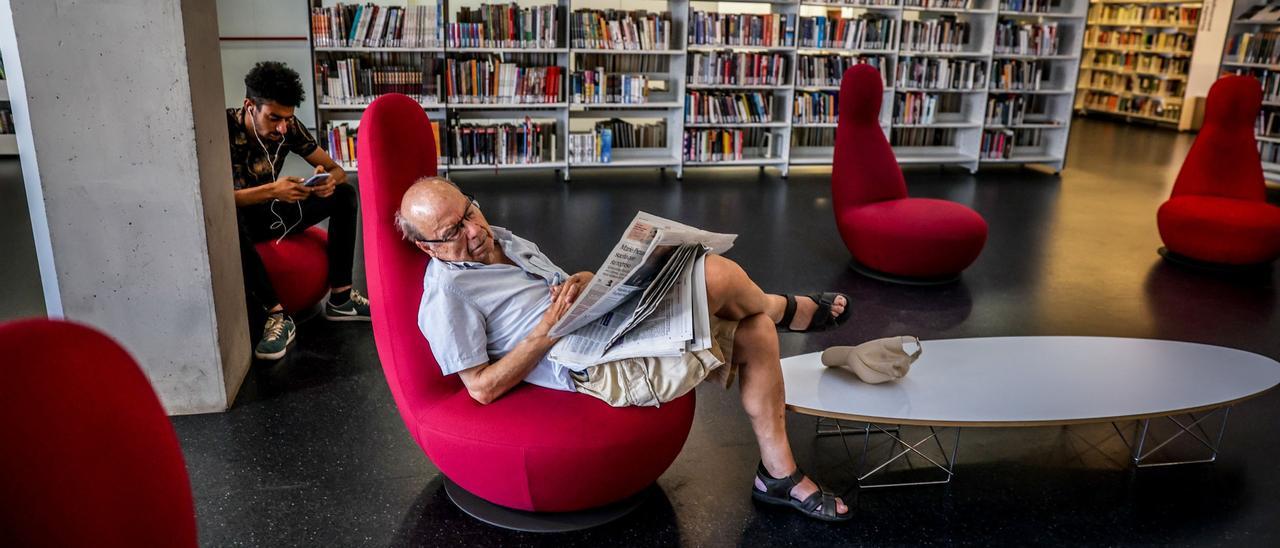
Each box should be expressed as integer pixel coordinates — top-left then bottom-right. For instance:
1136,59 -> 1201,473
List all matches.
234,186 -> 273,207
464,334 -> 557,404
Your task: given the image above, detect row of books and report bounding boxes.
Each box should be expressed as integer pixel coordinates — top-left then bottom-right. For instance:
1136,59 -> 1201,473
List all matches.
986,94 -> 1032,125
570,9 -> 671,51
793,91 -> 838,124
1260,142 -> 1280,165
1240,3 -> 1280,23
991,59 -> 1048,90
994,21 -> 1059,56
900,18 -> 971,53
906,0 -> 971,8
577,54 -> 669,74
896,57 -> 986,90
682,128 -> 773,162
449,4 -> 561,49
891,127 -> 956,147
1225,32 -> 1280,66
1086,29 -> 1194,53
444,56 -> 563,104
998,0 -> 1063,14
792,127 -> 837,148
0,109 -> 14,134
568,129 -> 613,164
894,92 -> 960,125
1081,90 -> 1180,120
326,122 -> 359,167
570,71 -> 650,104
688,52 -> 788,86
980,128 -> 1042,159
448,118 -> 557,165
1086,5 -> 1200,27
1257,110 -> 1280,138
685,91 -> 774,124
311,3 -> 444,48
1083,51 -> 1188,75
316,57 -> 441,106
1224,69 -> 1280,104
594,119 -> 667,148
797,14 -> 896,50
688,12 -> 798,48
797,55 -> 887,87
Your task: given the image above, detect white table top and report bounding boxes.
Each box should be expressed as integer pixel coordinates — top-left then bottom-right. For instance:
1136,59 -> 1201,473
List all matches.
782,337 -> 1280,427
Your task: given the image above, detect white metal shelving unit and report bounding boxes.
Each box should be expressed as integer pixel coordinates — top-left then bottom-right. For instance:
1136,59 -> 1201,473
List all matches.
1075,0 -> 1202,126
307,0 -> 1087,178
1221,0 -> 1280,183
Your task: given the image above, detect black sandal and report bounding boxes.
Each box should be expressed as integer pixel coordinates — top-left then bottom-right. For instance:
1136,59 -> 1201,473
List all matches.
751,462 -> 852,522
777,293 -> 852,333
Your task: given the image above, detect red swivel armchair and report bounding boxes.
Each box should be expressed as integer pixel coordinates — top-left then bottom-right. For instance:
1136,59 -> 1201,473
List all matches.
254,226 -> 331,314
0,319 -> 197,547
356,94 -> 695,529
1157,75 -> 1280,266
832,65 -> 988,283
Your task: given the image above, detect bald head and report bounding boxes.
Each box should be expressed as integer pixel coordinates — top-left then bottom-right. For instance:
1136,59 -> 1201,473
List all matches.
397,176 -> 463,241
396,176 -> 500,263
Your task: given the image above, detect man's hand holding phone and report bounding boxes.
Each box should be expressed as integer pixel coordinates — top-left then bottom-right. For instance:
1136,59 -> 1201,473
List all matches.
270,176 -> 310,203
307,165 -> 338,198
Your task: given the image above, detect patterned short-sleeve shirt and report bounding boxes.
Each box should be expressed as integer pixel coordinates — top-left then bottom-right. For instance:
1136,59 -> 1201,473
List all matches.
226,107 -> 320,190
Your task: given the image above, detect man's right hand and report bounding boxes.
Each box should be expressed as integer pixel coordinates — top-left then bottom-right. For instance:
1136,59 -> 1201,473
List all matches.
532,282 -> 579,340
268,176 -> 310,203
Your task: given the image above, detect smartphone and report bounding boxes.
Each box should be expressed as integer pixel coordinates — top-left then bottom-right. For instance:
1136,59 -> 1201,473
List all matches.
302,173 -> 331,187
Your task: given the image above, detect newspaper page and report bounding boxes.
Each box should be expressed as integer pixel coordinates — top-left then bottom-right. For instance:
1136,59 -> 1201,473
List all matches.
545,212 -> 735,368
548,212 -> 735,338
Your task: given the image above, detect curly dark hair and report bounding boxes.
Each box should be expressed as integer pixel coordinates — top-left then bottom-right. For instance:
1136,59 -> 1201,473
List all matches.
244,61 -> 306,107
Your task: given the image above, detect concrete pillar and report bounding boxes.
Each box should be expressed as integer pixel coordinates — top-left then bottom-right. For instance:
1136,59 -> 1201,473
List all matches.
0,0 -> 250,414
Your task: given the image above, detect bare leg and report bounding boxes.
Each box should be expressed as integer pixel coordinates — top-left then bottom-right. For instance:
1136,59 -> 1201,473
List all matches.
704,255 -> 846,330
704,255 -> 849,515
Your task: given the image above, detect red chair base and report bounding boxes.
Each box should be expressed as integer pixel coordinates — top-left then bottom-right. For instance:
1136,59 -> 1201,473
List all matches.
254,227 -> 330,314
840,198 -> 988,279
1157,196 -> 1280,266
419,384 -> 695,513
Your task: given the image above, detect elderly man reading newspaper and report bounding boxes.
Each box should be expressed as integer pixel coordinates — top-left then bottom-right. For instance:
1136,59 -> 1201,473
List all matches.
396,177 -> 855,522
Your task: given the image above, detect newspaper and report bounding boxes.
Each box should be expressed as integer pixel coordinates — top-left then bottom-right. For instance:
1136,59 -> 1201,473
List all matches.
548,212 -> 736,368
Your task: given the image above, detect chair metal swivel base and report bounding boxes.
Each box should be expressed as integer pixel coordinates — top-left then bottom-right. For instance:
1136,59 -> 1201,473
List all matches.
443,478 -> 649,533
849,259 -> 961,286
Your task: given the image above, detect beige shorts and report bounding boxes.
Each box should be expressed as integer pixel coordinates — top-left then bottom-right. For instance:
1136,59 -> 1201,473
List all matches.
571,317 -> 740,407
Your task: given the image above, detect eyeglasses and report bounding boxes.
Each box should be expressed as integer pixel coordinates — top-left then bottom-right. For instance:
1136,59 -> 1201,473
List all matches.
419,194 -> 479,244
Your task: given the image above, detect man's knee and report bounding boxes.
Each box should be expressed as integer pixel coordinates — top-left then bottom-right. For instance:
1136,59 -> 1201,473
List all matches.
332,182 -> 357,208
706,254 -> 748,291
733,314 -> 778,363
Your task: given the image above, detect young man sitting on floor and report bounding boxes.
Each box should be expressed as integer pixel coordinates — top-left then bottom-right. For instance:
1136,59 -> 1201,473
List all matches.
397,177 -> 855,522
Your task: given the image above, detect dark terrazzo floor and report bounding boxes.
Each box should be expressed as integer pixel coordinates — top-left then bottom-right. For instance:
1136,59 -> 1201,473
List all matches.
160,117 -> 1280,546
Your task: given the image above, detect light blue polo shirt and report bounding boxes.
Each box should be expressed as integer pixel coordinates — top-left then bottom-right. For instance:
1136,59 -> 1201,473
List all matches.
417,226 -> 576,392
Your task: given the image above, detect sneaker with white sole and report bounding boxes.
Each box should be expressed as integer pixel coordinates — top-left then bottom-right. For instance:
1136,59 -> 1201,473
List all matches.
324,289 -> 371,321
255,313 -> 296,360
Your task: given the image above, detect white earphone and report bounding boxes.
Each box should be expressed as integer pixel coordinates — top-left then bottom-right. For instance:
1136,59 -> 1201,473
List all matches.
249,103 -> 301,245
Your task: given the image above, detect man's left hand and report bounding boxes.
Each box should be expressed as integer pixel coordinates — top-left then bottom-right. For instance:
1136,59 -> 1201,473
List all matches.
551,271 -> 593,300
311,164 -> 346,198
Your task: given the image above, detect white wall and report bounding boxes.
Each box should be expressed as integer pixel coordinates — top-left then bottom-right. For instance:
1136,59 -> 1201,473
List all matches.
1181,0 -> 1235,130
218,0 -> 316,128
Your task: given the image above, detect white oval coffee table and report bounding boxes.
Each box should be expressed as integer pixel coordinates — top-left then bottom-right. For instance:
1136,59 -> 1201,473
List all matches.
781,337 -> 1280,488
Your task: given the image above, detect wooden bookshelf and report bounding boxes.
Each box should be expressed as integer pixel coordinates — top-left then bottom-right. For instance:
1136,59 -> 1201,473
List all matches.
1075,0 -> 1202,126
307,0 -> 1088,178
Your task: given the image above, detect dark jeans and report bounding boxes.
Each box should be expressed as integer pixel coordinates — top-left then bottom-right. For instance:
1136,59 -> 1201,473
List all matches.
237,182 -> 358,311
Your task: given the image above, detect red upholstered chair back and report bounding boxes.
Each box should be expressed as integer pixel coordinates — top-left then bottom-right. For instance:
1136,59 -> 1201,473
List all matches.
1172,75 -> 1266,202
833,64 -> 907,209
0,319 -> 197,547
356,94 -> 453,450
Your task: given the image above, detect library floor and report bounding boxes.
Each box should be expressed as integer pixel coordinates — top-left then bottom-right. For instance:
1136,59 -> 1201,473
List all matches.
7,118 -> 1280,546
